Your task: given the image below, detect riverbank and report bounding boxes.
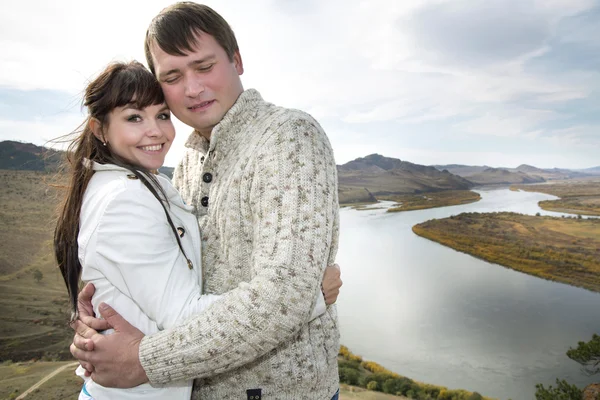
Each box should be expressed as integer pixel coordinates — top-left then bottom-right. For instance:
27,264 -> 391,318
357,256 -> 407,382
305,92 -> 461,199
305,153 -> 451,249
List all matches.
413,212 -> 600,293
339,190 -> 481,211
385,190 -> 481,212
511,179 -> 600,216
338,346 -> 492,400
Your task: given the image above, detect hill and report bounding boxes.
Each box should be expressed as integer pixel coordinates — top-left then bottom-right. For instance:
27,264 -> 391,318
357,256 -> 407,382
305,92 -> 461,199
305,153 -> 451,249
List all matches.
2,142 -> 477,207
580,166 -> 600,175
435,162 -> 591,182
465,167 -> 545,185
338,154 -> 474,204
431,164 -> 489,177
0,141 -> 62,171
514,164 -> 589,180
0,140 -> 175,177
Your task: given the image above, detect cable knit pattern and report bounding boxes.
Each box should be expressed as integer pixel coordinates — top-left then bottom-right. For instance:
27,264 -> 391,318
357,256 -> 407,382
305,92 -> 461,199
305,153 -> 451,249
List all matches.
138,89 -> 340,399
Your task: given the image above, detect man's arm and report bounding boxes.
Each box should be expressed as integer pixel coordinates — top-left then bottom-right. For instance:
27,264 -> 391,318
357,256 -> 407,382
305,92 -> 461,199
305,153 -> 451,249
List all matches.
139,115 -> 339,385
70,264 -> 341,382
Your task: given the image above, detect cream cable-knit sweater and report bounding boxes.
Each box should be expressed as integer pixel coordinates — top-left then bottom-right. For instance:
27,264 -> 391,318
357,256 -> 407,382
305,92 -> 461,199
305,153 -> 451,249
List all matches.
139,89 -> 341,399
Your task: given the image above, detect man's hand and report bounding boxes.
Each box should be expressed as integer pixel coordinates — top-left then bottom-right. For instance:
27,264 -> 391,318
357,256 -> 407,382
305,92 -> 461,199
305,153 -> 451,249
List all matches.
70,283 -> 111,375
71,302 -> 148,388
322,263 -> 342,305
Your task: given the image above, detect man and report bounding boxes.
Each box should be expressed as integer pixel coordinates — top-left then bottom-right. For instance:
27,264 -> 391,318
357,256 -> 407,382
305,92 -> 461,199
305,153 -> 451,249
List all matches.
71,3 -> 341,399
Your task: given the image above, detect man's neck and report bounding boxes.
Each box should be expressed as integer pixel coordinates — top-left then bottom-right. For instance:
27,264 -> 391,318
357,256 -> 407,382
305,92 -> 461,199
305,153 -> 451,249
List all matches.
197,129 -> 211,141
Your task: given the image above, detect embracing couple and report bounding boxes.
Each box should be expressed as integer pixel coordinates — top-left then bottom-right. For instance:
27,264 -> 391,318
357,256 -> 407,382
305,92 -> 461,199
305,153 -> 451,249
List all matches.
55,2 -> 342,399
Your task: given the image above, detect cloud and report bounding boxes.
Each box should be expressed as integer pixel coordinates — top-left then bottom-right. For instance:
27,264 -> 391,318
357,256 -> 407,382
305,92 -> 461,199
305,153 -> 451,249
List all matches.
0,0 -> 599,169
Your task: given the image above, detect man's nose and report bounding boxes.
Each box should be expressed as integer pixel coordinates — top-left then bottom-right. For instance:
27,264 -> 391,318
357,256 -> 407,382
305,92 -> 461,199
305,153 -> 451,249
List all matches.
184,77 -> 205,98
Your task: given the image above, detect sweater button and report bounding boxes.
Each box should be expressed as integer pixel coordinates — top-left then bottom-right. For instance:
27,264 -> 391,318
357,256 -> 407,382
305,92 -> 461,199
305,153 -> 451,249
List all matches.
201,196 -> 209,207
202,172 -> 213,183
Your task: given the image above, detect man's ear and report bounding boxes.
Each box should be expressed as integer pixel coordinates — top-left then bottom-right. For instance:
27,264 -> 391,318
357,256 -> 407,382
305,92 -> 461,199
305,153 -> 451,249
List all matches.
89,118 -> 105,143
233,50 -> 244,75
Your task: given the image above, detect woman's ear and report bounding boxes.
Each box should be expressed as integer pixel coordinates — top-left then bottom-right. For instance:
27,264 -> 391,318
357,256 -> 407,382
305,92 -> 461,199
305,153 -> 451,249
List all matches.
90,118 -> 105,144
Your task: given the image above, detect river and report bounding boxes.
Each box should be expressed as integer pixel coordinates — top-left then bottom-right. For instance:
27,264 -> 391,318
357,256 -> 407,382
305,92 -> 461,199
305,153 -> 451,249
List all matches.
336,188 -> 600,400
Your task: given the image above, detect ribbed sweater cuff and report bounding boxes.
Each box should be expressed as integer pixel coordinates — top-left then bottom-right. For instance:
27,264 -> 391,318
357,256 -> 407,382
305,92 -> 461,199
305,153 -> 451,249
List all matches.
139,332 -> 183,385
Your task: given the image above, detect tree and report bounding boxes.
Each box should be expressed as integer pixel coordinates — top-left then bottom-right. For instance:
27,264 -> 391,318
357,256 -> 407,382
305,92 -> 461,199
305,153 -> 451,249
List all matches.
535,379 -> 582,400
33,269 -> 43,283
535,333 -> 599,398
567,333 -> 600,376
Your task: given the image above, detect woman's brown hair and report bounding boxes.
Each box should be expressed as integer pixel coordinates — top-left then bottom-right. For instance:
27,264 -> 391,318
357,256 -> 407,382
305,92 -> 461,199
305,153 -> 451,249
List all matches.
54,61 -> 190,322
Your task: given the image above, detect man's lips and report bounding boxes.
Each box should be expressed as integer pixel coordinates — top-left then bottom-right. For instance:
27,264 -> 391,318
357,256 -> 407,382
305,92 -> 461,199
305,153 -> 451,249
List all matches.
188,100 -> 215,111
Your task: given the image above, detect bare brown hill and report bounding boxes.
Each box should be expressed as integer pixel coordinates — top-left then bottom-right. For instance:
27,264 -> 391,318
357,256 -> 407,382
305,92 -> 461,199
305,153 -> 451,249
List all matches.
435,163 -> 591,182
465,167 -> 545,185
338,154 -> 474,204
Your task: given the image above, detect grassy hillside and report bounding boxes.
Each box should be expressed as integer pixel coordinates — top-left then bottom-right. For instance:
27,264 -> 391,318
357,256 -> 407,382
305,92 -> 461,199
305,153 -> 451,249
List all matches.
0,141 -> 62,171
512,179 -> 600,216
0,170 -> 73,362
413,212 -> 600,293
0,361 -> 80,400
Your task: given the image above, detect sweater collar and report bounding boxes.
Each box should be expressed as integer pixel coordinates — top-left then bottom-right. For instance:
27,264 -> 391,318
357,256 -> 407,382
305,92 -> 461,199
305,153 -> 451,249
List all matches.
183,88 -> 264,154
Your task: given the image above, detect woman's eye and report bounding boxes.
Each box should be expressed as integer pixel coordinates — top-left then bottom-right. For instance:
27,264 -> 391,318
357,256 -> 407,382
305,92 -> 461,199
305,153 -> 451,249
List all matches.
158,113 -> 171,120
127,114 -> 142,122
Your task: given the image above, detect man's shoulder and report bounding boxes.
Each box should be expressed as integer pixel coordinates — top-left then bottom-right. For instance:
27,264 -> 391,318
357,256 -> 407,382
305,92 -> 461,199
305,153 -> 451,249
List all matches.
259,102 -> 321,129
251,103 -> 327,146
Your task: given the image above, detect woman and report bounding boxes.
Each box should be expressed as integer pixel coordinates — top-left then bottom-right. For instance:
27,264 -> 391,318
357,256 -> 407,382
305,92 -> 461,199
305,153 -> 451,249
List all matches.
54,61 -> 338,400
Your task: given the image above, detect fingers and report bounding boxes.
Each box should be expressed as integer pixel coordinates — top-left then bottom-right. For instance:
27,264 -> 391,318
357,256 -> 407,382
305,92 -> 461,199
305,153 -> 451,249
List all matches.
80,314 -> 111,332
73,332 -> 94,351
98,303 -> 139,336
323,287 -> 340,305
77,283 -> 96,318
70,342 -> 95,372
324,263 -> 341,278
71,319 -> 98,340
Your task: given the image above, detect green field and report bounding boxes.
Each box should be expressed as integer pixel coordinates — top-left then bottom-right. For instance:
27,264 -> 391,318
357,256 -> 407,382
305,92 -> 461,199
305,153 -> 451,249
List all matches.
413,212 -> 600,293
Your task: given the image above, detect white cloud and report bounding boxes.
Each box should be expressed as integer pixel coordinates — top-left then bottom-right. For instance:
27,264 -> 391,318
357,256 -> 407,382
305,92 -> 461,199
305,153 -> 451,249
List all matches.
0,0 -> 598,169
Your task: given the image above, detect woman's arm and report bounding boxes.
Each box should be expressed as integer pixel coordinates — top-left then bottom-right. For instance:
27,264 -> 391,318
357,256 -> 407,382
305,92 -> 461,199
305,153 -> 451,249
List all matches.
91,184 -> 219,330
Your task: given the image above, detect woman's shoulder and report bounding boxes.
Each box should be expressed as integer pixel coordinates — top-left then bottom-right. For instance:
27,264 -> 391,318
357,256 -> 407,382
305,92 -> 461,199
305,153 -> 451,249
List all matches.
83,166 -> 166,220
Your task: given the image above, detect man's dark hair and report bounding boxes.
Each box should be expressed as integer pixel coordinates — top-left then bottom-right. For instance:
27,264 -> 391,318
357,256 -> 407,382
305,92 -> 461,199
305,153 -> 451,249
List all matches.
144,2 -> 239,75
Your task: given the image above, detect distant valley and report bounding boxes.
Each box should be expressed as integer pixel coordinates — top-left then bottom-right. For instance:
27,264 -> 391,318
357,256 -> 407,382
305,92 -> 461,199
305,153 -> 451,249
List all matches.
2,140 -> 599,206
433,163 -> 598,185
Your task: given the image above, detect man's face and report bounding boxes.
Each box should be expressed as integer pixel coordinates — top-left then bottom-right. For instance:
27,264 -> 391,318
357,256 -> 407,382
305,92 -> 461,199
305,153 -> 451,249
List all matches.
151,32 -> 244,139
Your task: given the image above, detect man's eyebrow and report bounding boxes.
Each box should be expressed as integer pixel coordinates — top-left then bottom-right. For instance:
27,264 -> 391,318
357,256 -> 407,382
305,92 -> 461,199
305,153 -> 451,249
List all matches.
188,55 -> 216,67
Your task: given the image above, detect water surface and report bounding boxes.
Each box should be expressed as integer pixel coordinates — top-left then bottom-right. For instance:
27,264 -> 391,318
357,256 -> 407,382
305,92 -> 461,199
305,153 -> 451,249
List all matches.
336,188 -> 600,400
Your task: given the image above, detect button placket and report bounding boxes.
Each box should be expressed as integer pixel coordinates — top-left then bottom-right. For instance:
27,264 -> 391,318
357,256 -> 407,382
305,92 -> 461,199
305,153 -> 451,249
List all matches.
200,153 -> 212,208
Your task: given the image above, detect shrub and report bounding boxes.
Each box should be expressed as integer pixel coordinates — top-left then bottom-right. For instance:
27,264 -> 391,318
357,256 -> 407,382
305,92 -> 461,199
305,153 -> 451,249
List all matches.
367,381 -> 379,391
339,367 -> 360,385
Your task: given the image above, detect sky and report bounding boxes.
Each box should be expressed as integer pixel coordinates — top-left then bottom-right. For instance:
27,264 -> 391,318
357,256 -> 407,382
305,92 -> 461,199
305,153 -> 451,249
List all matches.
1,0 -> 599,169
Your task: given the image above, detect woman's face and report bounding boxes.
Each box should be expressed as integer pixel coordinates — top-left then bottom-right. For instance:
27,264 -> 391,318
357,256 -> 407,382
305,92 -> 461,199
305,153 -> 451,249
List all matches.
102,102 -> 175,170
